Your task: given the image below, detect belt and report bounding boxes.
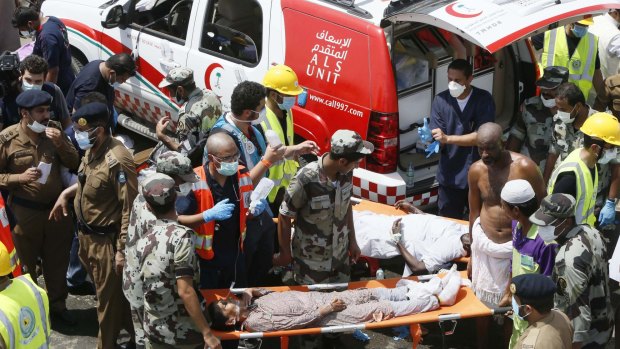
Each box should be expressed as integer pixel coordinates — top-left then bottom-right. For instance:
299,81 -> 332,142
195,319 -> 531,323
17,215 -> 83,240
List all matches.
11,196 -> 54,210
77,221 -> 117,235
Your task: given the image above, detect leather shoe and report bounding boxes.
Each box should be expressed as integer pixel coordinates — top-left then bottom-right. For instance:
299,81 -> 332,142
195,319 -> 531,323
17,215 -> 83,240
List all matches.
116,341 -> 137,349
51,309 -> 77,326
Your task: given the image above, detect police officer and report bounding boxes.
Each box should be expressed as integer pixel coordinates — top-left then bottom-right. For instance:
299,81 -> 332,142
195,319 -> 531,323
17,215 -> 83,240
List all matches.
50,102 -> 138,349
530,194 -> 613,348
507,66 -> 568,173
273,130 -> 369,284
511,273 -> 573,349
0,242 -> 50,349
136,173 -> 221,349
0,89 -> 78,324
154,67 -> 223,164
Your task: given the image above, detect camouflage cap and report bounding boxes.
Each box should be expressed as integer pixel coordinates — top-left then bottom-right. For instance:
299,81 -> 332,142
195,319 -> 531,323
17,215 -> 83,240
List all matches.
155,151 -> 199,183
536,66 -> 569,90
158,67 -> 194,88
330,130 -> 374,156
141,173 -> 177,207
529,193 -> 576,226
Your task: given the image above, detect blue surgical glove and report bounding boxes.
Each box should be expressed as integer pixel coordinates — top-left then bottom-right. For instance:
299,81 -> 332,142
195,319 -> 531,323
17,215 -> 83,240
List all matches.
425,140 -> 440,158
598,199 -> 616,226
417,118 -> 433,143
202,198 -> 235,222
251,199 -> 268,216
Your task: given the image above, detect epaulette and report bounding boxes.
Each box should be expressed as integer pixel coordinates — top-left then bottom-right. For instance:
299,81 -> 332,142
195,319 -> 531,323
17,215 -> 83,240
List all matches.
0,129 -> 18,145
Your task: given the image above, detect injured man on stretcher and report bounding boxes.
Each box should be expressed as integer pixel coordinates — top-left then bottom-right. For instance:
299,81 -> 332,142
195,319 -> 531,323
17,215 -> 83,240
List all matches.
206,266 -> 464,332
354,208 -> 471,275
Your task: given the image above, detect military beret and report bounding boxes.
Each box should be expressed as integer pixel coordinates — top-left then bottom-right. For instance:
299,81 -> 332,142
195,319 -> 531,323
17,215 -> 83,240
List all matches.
141,173 -> 177,207
16,89 -> 52,108
71,102 -> 109,126
156,151 -> 199,183
331,129 -> 374,156
158,67 -> 194,88
511,274 -> 556,300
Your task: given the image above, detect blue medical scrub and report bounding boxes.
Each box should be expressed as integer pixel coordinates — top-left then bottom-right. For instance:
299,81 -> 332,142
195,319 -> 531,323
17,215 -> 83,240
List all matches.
33,16 -> 75,95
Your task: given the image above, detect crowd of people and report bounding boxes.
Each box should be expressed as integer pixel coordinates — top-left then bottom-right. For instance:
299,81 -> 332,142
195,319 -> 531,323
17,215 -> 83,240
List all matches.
1,3 -> 620,349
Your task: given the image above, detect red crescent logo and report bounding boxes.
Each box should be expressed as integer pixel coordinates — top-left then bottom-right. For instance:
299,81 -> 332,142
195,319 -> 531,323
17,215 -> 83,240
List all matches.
204,63 -> 224,90
445,3 -> 482,18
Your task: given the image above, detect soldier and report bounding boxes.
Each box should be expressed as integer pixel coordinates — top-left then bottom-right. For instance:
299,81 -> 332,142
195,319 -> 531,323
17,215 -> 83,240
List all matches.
154,67 -> 223,164
530,193 -> 613,348
506,66 -> 568,173
50,102 -> 138,349
136,173 -> 221,349
0,89 -> 79,324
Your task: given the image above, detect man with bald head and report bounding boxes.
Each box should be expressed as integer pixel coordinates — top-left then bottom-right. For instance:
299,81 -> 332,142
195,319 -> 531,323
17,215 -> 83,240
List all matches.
177,131 -> 266,292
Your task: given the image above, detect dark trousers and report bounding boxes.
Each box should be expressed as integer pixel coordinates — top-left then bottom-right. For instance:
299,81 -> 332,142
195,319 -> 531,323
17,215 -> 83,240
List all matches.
244,212 -> 275,287
438,185 -> 468,220
66,218 -> 88,287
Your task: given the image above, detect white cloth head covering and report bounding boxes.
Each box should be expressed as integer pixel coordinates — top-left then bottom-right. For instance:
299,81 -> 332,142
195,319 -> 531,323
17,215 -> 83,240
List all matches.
500,179 -> 535,204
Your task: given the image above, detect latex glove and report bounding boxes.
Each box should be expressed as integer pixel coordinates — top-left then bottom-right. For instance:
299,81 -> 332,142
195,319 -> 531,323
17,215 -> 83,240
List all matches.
417,118 -> 433,142
250,199 -> 267,216
425,140 -> 440,158
202,198 -> 235,222
598,199 -> 616,226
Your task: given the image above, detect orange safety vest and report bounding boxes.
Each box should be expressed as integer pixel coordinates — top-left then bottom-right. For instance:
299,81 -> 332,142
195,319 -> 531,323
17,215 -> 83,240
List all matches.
0,196 -> 21,277
193,165 -> 253,260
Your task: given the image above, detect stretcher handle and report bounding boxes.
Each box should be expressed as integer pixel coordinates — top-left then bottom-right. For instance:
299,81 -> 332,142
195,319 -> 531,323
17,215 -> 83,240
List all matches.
492,306 -> 512,315
307,283 -> 349,291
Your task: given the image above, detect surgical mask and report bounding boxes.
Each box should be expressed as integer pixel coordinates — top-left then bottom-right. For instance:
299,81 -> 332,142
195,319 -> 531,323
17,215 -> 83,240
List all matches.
176,182 -> 193,196
22,80 -> 43,91
27,116 -> 47,133
537,224 -> 557,243
511,296 -> 529,320
19,29 -> 35,38
108,74 -> 120,88
251,108 -> 267,125
540,95 -> 556,108
554,107 -> 575,124
75,128 -> 98,150
277,96 -> 296,111
174,93 -> 186,104
598,147 -> 618,164
217,160 -> 238,176
571,25 -> 588,38
448,81 -> 466,98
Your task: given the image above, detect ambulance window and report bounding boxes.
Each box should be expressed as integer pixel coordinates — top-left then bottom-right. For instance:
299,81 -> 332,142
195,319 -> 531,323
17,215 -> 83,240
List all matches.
200,0 -> 263,65
393,34 -> 431,91
130,0 -> 193,42
473,47 -> 496,72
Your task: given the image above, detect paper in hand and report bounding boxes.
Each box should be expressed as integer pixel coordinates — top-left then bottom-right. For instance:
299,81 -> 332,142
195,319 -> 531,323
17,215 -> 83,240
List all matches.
37,162 -> 52,184
610,240 -> 620,282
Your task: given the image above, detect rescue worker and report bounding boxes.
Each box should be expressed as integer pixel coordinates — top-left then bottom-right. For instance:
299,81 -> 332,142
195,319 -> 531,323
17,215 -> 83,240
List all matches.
0,54 -> 72,130
260,64 -> 319,212
0,89 -> 78,324
50,102 -> 138,349
11,6 -> 75,95
154,67 -> 223,165
511,273 -> 573,349
0,195 -> 20,278
588,9 -> 620,79
136,173 -> 221,349
533,19 -> 605,106
427,59 -> 496,219
548,112 -> 620,226
500,180 -> 558,348
506,66 -> 569,172
0,242 -> 50,349
530,193 -> 613,348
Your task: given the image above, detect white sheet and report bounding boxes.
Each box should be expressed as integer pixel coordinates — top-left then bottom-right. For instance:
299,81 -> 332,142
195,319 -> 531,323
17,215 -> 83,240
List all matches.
354,211 -> 468,275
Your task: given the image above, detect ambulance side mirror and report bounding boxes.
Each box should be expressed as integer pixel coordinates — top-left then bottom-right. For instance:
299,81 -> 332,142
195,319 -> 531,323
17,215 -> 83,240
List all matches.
101,5 -> 126,29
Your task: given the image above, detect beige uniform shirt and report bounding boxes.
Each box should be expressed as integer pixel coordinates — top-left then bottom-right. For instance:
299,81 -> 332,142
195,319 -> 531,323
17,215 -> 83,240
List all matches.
514,310 -> 573,349
0,122 -> 79,204
75,136 -> 137,251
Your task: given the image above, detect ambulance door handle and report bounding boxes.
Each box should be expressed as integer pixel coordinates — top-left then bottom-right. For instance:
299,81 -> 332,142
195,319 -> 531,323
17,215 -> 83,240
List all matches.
159,58 -> 181,72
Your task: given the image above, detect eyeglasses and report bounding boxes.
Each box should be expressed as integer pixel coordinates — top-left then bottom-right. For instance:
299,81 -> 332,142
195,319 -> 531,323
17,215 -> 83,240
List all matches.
213,152 -> 240,163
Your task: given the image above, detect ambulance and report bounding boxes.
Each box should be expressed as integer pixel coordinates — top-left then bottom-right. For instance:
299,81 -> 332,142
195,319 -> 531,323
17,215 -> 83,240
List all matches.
41,0 -> 619,206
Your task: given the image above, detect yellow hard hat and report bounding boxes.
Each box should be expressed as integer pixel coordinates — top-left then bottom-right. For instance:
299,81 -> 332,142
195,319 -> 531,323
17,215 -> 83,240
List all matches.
577,17 -> 594,26
0,242 -> 12,277
581,112 -> 620,146
262,64 -> 303,96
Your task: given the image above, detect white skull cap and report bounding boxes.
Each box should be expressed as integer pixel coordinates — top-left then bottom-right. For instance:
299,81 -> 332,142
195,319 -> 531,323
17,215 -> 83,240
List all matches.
500,179 -> 535,204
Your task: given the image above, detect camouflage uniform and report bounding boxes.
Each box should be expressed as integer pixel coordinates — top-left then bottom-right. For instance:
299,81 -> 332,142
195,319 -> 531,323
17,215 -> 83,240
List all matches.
280,130 -> 373,285
553,223 -> 613,346
509,96 -> 553,171
136,173 -> 203,347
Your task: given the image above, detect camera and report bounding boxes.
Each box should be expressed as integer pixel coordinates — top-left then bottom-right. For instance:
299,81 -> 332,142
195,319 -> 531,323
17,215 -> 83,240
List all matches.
0,51 -> 20,99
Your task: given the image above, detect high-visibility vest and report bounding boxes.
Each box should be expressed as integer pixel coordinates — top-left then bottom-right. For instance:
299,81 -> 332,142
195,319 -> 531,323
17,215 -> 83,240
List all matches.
0,275 -> 50,349
260,107 -> 299,203
548,148 -> 598,226
0,197 -> 21,277
192,165 -> 253,260
540,28 -> 598,101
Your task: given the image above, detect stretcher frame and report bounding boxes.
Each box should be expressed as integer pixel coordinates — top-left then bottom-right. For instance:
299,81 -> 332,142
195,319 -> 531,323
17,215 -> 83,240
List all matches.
201,271 -> 509,349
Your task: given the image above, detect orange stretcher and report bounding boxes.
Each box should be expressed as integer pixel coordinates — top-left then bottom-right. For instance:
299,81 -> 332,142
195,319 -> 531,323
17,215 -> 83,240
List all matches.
352,199 -> 471,269
201,271 -> 505,349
